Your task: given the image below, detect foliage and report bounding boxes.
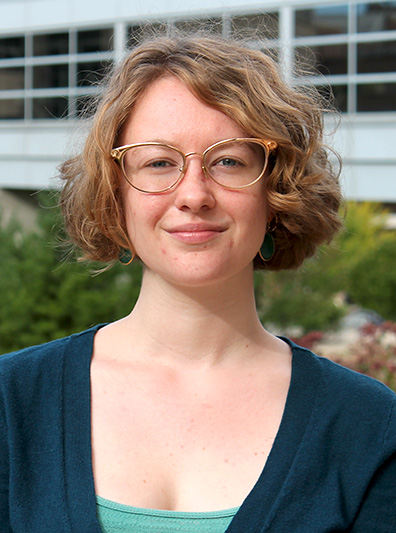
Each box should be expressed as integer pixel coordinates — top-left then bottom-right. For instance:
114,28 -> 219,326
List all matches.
255,263 -> 345,334
333,322 -> 396,392
0,193 -> 142,355
347,235 -> 396,320
255,202 -> 396,334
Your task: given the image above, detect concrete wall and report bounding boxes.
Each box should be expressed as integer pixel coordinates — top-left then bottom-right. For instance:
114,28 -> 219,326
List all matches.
0,122 -> 77,190
332,115 -> 396,203
0,0 -> 294,30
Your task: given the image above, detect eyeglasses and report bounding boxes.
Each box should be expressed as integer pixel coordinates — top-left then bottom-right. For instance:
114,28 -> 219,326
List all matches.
110,138 -> 277,193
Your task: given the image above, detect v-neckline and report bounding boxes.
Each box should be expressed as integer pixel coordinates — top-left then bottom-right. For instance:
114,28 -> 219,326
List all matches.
226,337 -> 320,531
61,325 -> 320,532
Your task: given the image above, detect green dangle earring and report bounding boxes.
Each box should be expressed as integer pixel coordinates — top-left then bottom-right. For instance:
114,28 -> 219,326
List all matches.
259,221 -> 276,262
118,248 -> 135,266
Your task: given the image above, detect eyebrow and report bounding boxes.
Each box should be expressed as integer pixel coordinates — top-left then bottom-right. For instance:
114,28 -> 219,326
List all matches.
141,138 -> 177,146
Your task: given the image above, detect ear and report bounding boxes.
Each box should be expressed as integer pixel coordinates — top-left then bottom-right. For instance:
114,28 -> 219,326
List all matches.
267,214 -> 278,231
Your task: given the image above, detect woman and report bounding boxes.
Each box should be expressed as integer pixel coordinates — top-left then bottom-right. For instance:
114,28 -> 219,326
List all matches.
1,34 -> 395,532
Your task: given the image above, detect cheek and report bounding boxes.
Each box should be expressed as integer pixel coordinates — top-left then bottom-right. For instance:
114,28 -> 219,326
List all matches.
122,191 -> 165,244
245,195 -> 268,245
240,190 -> 267,224
121,188 -> 144,246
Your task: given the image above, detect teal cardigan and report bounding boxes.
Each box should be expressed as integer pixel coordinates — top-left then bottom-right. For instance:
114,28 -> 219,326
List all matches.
1,325 -> 396,532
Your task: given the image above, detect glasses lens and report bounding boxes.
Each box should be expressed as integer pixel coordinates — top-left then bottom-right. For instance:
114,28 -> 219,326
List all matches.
204,140 -> 267,188
121,144 -> 184,192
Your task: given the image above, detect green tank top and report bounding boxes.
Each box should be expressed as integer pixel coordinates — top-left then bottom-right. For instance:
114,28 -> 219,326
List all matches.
96,496 -> 239,532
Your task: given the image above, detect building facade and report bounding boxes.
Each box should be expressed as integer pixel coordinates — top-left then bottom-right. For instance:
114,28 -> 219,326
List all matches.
0,0 -> 395,215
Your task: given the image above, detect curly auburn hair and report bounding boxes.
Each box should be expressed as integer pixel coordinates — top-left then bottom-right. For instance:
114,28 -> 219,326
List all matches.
59,33 -> 343,271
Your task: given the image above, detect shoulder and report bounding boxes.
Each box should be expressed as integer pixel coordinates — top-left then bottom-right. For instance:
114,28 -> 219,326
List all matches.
287,338 -> 396,406
287,339 -> 396,456
0,325 -> 103,393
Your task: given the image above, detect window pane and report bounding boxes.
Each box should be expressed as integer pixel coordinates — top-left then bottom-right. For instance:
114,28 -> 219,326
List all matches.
127,23 -> 168,48
357,2 -> 396,32
295,5 -> 348,36
32,97 -> 68,119
358,41 -> 396,73
317,84 -> 348,112
76,60 -> 112,86
0,36 -> 24,59
296,44 -> 348,75
0,67 -> 24,90
33,33 -> 69,56
174,18 -> 222,34
0,99 -> 24,119
357,83 -> 396,111
33,64 -> 68,88
230,13 -> 279,40
77,28 -> 113,53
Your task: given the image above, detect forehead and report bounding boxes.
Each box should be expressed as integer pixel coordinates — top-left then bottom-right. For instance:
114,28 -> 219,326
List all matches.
120,76 -> 247,146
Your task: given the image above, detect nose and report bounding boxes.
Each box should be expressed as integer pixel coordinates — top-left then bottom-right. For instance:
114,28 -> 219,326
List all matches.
174,153 -> 216,212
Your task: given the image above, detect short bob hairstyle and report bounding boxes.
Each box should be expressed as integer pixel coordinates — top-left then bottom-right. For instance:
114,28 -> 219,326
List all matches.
60,33 -> 342,271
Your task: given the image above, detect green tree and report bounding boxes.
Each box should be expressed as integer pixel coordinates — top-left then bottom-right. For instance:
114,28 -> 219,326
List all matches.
255,202 -> 394,333
347,235 -> 396,320
255,255 -> 344,334
0,194 -> 142,354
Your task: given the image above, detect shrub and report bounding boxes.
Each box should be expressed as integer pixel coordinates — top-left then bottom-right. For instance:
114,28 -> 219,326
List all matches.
0,193 -> 142,354
347,236 -> 396,320
255,202 -> 395,334
333,322 -> 396,391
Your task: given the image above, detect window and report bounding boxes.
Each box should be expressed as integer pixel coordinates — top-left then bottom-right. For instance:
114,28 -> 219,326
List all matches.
32,97 -> 68,119
296,44 -> 348,76
295,5 -> 348,36
357,83 -> 396,111
293,2 -> 396,112
33,33 -> 69,56
317,84 -> 348,112
0,36 -> 24,59
357,41 -> 396,73
0,99 -> 24,119
33,64 -> 68,89
357,2 -> 396,32
2,7 -> 396,121
0,67 -> 24,90
75,95 -> 97,118
0,26 -> 114,119
76,60 -> 112,86
77,28 -> 113,53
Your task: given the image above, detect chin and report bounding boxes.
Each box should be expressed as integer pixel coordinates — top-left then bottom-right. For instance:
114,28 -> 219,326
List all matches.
152,258 -> 252,289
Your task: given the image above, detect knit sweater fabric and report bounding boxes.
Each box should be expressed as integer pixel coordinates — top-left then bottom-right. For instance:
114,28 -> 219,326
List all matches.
1,325 -> 395,532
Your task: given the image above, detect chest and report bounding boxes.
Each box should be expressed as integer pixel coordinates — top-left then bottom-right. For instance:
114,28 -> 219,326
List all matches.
90,363 -> 290,512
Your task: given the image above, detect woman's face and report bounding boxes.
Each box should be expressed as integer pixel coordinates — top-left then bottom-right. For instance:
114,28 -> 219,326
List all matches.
119,76 -> 269,288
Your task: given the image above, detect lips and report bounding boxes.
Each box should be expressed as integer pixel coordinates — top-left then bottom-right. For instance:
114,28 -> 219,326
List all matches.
166,223 -> 226,244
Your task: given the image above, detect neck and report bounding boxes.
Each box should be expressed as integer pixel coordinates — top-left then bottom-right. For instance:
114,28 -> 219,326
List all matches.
121,266 -> 269,366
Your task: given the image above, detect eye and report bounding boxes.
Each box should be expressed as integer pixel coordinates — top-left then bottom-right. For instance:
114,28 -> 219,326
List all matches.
212,156 -> 246,170
148,159 -> 175,168
143,158 -> 180,172
216,157 -> 239,167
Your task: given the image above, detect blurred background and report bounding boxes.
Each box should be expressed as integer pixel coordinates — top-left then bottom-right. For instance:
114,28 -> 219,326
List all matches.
0,0 -> 395,388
